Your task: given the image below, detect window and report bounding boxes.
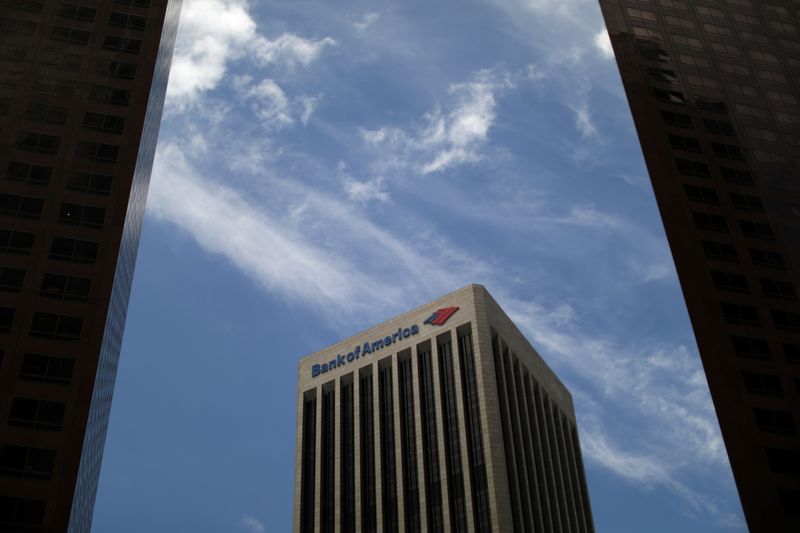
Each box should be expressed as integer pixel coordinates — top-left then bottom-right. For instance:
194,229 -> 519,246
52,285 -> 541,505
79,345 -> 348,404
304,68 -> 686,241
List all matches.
82,112 -> 125,134
20,353 -> 74,385
661,111 -> 692,128
711,270 -> 748,292
669,134 -> 702,152
16,132 -> 61,154
40,49 -> 82,72
754,407 -> 797,434
676,159 -> 710,177
0,45 -> 25,61
0,497 -> 46,528
648,67 -> 678,83
751,249 -> 785,269
772,310 -> 800,331
0,267 -> 25,292
0,16 -> 36,34
704,119 -> 735,136
626,8 -> 657,22
59,203 -> 105,228
97,60 -> 136,79
89,85 -> 130,106
730,193 -> 764,213
731,335 -> 771,359
32,74 -> 77,97
25,102 -> 68,125
109,12 -> 146,30
67,171 -> 112,195
696,98 -> 726,113
102,35 -> 142,54
684,185 -> 718,204
49,237 -> 98,264
766,448 -> 800,475
742,371 -> 784,396
57,3 -> 96,21
761,279 -> 798,301
75,140 -> 119,163
0,307 -> 14,333
0,194 -> 44,219
654,88 -> 685,104
780,489 -> 800,516
0,444 -> 55,479
114,0 -> 151,6
9,397 -> 66,430
2,0 -> 45,12
712,143 -> 745,161
50,26 -> 90,45
740,220 -> 774,240
40,273 -> 90,301
30,312 -> 82,341
784,343 -> 800,364
0,97 -> 9,116
6,161 -> 51,185
720,302 -> 759,325
702,240 -> 738,261
693,212 -> 728,232
0,229 -> 34,254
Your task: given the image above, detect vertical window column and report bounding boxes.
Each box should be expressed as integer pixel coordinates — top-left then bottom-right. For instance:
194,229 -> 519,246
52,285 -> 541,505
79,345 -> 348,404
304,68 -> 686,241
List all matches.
340,375 -> 355,533
491,333 -> 523,533
502,348 -> 534,532
535,385 -> 564,532
300,390 -> 317,533
379,359 -> 399,533
457,325 -> 492,533
417,340 -> 444,533
437,332 -> 468,533
360,367 -> 377,533
398,350 -> 421,533
524,375 -> 553,532
513,360 -> 544,532
320,383 -> 335,533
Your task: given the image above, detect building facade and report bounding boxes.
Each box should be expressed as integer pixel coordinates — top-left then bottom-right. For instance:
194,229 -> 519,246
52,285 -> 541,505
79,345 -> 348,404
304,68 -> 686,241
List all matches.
0,0 -> 181,530
597,1 -> 800,531
293,284 -> 594,533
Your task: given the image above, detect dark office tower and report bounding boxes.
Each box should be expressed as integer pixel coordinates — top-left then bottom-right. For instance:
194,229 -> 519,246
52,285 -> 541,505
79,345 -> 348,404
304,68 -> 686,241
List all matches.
0,0 -> 180,530
597,1 -> 800,531
293,284 -> 595,533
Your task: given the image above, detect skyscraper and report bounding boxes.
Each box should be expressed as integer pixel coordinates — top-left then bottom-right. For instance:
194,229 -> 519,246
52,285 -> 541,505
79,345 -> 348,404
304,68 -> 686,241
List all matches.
0,0 -> 180,530
597,1 -> 800,531
293,284 -> 594,533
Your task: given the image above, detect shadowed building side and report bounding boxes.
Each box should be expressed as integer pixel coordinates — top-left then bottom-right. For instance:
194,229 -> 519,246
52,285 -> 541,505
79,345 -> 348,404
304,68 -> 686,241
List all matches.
598,1 -> 800,531
0,0 -> 181,530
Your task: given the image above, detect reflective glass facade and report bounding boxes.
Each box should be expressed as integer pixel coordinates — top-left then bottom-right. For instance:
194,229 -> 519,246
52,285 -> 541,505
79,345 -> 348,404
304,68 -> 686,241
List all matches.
0,0 -> 181,530
598,1 -> 800,530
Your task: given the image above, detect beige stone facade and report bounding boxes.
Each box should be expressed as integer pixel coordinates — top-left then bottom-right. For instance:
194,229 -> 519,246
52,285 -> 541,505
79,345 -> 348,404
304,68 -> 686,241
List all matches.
293,284 -> 594,533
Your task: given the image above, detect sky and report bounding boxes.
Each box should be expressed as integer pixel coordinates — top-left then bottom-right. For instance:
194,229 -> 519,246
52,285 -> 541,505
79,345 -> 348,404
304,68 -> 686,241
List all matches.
91,0 -> 747,531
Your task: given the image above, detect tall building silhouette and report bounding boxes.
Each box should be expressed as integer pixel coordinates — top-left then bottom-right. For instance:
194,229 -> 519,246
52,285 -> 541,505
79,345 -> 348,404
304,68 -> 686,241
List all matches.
598,1 -> 800,530
294,284 -> 595,533
0,0 -> 181,530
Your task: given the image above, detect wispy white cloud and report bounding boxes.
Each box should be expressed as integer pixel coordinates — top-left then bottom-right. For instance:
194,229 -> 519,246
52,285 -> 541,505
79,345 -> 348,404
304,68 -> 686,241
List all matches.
166,0 -> 334,105
594,28 -> 615,59
240,515 -> 265,533
253,33 -> 336,68
353,12 -> 380,30
361,69 -> 513,176
342,175 -> 390,203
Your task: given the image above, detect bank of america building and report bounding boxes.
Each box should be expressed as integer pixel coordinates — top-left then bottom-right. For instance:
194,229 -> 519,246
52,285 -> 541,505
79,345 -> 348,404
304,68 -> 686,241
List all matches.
293,284 -> 595,533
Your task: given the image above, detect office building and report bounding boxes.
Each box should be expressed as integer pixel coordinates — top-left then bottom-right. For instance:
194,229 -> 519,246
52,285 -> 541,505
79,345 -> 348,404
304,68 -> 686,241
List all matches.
0,0 -> 180,530
293,284 -> 594,533
597,1 -> 800,531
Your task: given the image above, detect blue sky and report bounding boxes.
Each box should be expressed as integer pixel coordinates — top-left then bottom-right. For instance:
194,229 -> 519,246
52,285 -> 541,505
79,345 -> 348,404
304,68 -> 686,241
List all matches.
91,0 -> 746,531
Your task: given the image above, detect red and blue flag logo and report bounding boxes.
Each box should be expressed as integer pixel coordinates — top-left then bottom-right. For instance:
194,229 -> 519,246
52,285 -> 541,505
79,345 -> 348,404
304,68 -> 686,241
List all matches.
423,306 -> 459,326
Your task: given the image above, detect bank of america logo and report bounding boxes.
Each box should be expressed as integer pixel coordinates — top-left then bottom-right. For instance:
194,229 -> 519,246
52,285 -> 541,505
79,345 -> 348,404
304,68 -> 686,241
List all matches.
424,306 -> 460,326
